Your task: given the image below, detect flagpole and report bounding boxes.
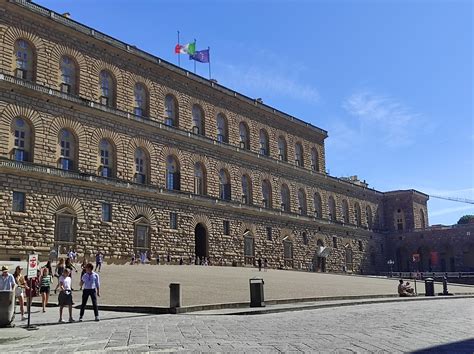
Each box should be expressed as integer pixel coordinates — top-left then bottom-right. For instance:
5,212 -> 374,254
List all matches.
208,46 -> 211,80
193,39 -> 197,74
177,31 -> 181,67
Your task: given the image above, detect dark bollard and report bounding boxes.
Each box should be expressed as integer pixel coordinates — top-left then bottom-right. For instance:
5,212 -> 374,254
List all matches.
0,291 -> 15,327
169,283 -> 181,312
424,278 -> 435,296
439,276 -> 453,296
249,278 -> 265,307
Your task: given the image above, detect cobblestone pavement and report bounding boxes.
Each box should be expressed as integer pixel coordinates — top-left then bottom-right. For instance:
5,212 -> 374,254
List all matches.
1,298 -> 473,352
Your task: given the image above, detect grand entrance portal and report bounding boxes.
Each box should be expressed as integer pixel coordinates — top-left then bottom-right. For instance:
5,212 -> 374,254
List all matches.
194,223 -> 208,263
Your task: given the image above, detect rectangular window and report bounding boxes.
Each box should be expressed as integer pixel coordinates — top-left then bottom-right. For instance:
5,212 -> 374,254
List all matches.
223,220 -> 230,235
170,212 -> 178,229
266,226 -> 272,241
12,191 -> 25,212
332,236 -> 338,249
102,203 -> 112,222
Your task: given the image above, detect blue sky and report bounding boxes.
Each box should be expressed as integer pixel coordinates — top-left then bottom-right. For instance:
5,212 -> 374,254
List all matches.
37,0 -> 473,226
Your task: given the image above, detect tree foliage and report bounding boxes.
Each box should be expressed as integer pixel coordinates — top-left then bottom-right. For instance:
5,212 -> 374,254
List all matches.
457,215 -> 474,225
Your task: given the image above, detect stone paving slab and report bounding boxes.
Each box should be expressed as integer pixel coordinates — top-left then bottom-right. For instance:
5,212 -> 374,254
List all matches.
1,298 -> 472,353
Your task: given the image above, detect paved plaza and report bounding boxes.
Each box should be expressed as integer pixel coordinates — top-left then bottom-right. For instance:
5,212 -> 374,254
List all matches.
0,298 -> 473,352
4,262 -> 474,307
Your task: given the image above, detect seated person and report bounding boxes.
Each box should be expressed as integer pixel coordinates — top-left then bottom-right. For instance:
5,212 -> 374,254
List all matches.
405,281 -> 415,295
398,279 -> 410,297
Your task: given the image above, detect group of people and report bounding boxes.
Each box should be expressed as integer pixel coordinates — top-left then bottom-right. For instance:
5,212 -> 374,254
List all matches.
0,254 -> 102,324
398,279 -> 416,297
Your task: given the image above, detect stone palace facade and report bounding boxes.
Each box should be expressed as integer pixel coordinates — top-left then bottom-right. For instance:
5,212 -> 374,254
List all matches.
3,0 -> 469,273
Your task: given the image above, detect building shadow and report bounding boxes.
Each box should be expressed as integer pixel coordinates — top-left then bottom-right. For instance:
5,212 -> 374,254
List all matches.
413,338 -> 474,353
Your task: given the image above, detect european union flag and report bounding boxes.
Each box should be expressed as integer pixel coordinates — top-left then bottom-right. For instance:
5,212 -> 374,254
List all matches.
189,49 -> 210,63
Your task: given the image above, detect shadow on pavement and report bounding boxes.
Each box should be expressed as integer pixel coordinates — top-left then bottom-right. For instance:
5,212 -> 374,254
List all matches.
18,313 -> 155,328
413,338 -> 474,353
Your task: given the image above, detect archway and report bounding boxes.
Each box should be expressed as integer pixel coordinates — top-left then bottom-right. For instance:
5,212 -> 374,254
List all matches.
194,223 -> 208,264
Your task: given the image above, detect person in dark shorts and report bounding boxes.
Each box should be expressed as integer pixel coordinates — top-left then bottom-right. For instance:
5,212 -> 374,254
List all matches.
39,267 -> 53,313
58,268 -> 74,323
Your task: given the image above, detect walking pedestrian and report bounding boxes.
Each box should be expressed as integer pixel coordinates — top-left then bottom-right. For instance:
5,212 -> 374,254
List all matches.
13,266 -> 27,320
54,258 -> 65,293
39,267 -> 53,313
257,257 -> 262,271
58,268 -> 74,323
79,263 -> 100,322
43,261 -> 53,277
65,258 -> 77,290
79,259 -> 87,290
263,258 -> 268,271
95,251 -> 104,272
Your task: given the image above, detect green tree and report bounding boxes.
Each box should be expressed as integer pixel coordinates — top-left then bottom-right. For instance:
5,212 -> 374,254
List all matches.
457,215 -> 474,224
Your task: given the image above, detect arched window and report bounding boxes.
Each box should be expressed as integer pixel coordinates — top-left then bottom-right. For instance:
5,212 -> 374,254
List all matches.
241,174 -> 252,205
219,169 -> 231,200
313,192 -> 322,218
134,216 -> 150,254
166,155 -> 180,191
243,230 -> 255,265
98,139 -> 114,178
259,129 -> 270,156
60,56 -> 77,94
133,83 -> 148,117
55,207 -> 76,245
165,94 -> 178,127
239,122 -> 250,150
216,113 -> 228,143
262,179 -> 272,209
302,232 -> 309,245
58,129 -> 76,171
328,196 -> 336,221
354,202 -> 362,227
366,205 -> 373,229
283,236 -> 293,267
342,199 -> 350,224
281,184 -> 290,212
345,245 -> 353,272
99,70 -> 115,107
11,117 -> 32,162
278,136 -> 287,161
194,162 -> 206,195
298,188 -> 307,215
192,104 -> 204,135
134,148 -> 148,184
14,39 -> 35,81
311,148 -> 319,172
420,209 -> 426,229
295,142 -> 304,167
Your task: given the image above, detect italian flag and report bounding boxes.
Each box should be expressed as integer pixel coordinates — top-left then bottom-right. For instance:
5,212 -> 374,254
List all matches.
175,42 -> 196,55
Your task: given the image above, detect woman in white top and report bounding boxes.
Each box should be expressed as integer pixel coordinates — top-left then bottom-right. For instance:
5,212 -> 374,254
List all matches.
58,268 -> 74,323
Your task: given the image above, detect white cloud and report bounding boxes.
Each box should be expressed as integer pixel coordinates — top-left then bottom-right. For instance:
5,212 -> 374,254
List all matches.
429,204 -> 474,217
217,63 -> 320,104
342,90 -> 422,148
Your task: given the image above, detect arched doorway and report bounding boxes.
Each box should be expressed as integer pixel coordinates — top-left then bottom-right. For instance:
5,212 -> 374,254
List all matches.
194,223 -> 208,264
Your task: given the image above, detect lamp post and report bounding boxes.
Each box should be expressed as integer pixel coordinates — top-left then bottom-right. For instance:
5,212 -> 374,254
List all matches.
387,259 -> 395,277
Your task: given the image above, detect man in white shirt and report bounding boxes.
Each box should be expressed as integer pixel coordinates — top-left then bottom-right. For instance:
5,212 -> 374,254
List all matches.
0,266 -> 16,291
